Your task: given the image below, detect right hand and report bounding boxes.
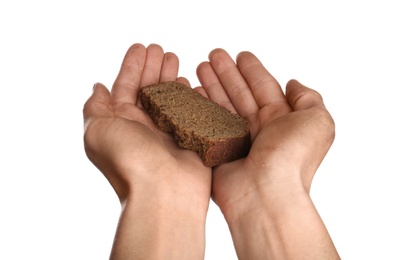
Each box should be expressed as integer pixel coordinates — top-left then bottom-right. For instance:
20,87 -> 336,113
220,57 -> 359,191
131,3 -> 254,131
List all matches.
196,48 -> 335,220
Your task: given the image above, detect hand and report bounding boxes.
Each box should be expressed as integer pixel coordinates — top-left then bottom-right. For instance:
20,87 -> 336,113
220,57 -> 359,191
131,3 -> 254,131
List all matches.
197,48 -> 335,217
196,49 -> 338,259
83,43 -> 211,259
83,43 -> 211,204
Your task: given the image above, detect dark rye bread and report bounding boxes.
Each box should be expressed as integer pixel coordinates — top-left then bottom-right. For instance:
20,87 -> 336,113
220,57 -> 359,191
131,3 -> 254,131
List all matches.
139,81 -> 251,167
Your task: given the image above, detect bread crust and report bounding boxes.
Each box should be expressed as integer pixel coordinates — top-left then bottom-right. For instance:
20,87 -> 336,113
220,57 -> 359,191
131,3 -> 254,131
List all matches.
139,81 -> 251,167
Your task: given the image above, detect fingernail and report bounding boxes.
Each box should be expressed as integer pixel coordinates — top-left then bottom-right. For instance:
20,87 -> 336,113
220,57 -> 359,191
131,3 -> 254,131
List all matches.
92,83 -> 97,92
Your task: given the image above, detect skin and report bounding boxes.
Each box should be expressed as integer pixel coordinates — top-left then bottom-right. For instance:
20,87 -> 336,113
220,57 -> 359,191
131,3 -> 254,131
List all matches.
83,43 -> 211,259
196,49 -> 340,259
83,43 -> 340,259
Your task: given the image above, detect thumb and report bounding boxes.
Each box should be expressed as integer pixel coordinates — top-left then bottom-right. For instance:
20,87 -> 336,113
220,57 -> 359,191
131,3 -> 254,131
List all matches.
83,83 -> 112,123
285,79 -> 325,111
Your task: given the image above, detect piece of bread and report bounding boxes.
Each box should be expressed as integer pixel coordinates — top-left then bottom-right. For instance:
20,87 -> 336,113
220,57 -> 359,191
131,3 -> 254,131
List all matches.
139,81 -> 251,167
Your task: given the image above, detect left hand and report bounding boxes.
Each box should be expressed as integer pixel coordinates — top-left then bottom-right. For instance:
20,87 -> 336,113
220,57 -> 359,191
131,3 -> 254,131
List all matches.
83,43 -> 212,208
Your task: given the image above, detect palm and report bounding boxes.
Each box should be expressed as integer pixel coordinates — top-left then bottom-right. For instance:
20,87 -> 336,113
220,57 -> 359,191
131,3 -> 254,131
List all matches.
210,106 -> 290,210
114,81 -> 211,179
119,103 -> 209,175
212,107 -> 332,209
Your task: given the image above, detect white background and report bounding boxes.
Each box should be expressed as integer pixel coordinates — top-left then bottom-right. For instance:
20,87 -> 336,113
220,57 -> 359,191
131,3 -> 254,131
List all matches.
1,0 -> 395,259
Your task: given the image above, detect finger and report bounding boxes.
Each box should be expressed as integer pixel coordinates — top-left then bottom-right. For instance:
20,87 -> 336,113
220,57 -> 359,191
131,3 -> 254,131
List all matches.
236,51 -> 289,109
196,60 -> 237,114
139,44 -> 165,87
285,79 -> 326,111
111,43 -> 147,105
193,86 -> 209,98
176,76 -> 191,88
83,83 -> 112,123
236,51 -> 292,127
159,52 -> 179,82
208,49 -> 259,117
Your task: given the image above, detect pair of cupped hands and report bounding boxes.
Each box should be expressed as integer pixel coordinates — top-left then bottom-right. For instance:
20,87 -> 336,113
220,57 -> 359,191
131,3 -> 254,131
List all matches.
83,43 -> 335,220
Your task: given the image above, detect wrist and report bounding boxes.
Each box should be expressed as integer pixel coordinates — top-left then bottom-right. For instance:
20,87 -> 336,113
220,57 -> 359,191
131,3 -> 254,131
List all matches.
110,181 -> 210,260
127,182 -> 210,220
113,162 -> 212,214
218,167 -> 339,259
224,190 -> 316,260
220,166 -> 307,225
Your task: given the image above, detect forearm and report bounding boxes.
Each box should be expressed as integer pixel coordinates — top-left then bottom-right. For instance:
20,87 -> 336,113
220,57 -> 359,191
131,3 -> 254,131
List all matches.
110,187 -> 208,260
224,179 -> 340,260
